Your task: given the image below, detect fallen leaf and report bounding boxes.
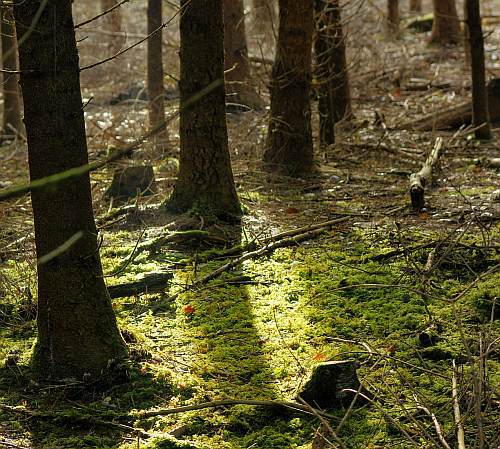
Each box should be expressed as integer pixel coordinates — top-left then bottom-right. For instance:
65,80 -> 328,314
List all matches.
285,206 -> 300,214
313,352 -> 326,361
183,304 -> 195,314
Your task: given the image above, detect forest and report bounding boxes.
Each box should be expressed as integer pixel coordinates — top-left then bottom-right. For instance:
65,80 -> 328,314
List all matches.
0,0 -> 499,448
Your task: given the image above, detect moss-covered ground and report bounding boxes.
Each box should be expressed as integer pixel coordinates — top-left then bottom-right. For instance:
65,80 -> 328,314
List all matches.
1,218 -> 498,448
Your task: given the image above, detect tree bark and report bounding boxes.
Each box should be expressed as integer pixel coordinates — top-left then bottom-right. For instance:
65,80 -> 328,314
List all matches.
409,0 -> 422,13
147,0 -> 166,136
464,0 -> 491,140
264,0 -> 314,176
1,6 -> 23,137
314,0 -> 352,147
387,0 -> 399,36
14,0 -> 128,380
223,0 -> 263,111
165,0 -> 241,220
429,0 -> 460,45
101,0 -> 123,53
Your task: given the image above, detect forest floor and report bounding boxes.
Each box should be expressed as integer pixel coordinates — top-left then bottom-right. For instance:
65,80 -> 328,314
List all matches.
1,1 -> 499,448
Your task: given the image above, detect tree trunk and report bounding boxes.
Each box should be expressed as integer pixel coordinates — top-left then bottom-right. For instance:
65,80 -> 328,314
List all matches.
409,0 -> 422,13
264,0 -> 314,176
166,0 -> 241,220
314,0 -> 352,147
223,0 -> 263,111
1,6 -> 23,137
429,0 -> 460,45
147,0 -> 166,135
251,0 -> 277,52
387,0 -> 399,36
14,0 -> 128,380
465,0 -> 491,140
101,0 -> 123,53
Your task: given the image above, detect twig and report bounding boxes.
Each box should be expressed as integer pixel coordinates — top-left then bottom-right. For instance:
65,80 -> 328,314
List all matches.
413,395 -> 452,449
452,360 -> 466,449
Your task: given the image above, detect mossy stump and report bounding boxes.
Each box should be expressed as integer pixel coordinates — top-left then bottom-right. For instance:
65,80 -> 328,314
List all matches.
298,361 -> 363,409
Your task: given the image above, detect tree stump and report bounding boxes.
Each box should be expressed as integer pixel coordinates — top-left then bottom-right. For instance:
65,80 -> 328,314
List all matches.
106,165 -> 157,202
298,360 -> 364,409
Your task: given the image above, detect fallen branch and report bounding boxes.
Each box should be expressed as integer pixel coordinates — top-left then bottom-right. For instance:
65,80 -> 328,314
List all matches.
139,398 -> 335,419
409,137 -> 443,210
107,270 -> 173,298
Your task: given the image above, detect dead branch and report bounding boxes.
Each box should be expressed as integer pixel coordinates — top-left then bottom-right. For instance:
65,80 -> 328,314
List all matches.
452,360 -> 466,449
107,270 -> 173,298
409,137 -> 443,210
139,398 -> 335,419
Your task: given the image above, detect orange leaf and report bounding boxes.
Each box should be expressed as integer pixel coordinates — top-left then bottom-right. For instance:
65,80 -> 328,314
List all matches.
313,352 -> 326,361
419,211 -> 429,220
183,304 -> 195,315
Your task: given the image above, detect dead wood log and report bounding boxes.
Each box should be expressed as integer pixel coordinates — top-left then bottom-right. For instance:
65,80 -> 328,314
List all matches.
409,137 -> 443,210
401,78 -> 500,131
107,270 -> 173,298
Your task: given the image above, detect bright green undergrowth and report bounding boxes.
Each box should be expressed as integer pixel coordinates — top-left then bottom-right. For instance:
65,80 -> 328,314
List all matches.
0,225 -> 498,449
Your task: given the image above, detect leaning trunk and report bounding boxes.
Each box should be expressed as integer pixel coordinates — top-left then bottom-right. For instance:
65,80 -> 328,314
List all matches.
166,0 -> 241,219
429,0 -> 460,45
147,0 -> 166,136
223,0 -> 263,110
264,0 -> 314,176
465,0 -> 491,140
14,0 -> 127,380
1,7 -> 23,137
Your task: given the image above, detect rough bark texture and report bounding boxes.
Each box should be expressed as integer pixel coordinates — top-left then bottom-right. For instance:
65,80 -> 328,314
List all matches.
387,0 -> 399,36
223,0 -> 263,110
264,0 -> 314,176
314,0 -> 352,146
101,0 -> 123,53
14,0 -> 127,380
147,0 -> 166,133
1,7 -> 23,137
429,0 -> 460,45
465,0 -> 491,139
409,0 -> 422,13
166,0 -> 241,219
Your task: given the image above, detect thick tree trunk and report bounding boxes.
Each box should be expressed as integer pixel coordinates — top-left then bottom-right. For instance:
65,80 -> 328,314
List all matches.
464,0 -> 491,140
101,0 -> 123,53
314,0 -> 352,147
264,0 -> 314,176
223,0 -> 263,111
429,0 -> 460,45
1,7 -> 23,137
387,0 -> 399,36
409,0 -> 422,13
147,0 -> 166,134
14,0 -> 127,380
166,0 -> 241,220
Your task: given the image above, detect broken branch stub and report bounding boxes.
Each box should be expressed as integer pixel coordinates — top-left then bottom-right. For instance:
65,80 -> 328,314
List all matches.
409,137 -> 443,210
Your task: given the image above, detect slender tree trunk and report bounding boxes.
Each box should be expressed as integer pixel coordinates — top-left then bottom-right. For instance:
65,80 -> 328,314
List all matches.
387,0 -> 399,36
223,0 -> 263,110
147,0 -> 165,135
1,6 -> 23,137
429,0 -> 460,45
409,0 -> 422,13
252,0 -> 277,51
14,0 -> 127,380
314,0 -> 352,148
264,0 -> 314,176
166,0 -> 241,220
465,0 -> 491,139
101,0 -> 123,53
